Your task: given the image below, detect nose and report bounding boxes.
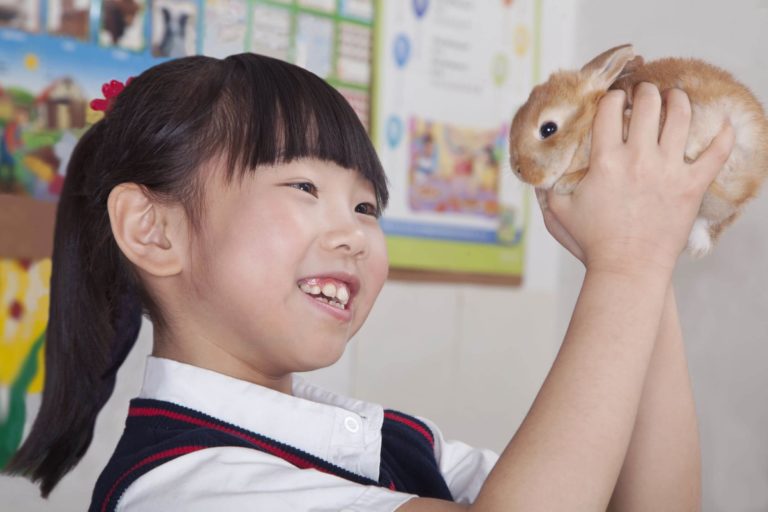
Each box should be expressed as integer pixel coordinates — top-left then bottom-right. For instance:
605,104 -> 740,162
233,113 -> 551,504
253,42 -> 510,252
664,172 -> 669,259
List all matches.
319,214 -> 368,258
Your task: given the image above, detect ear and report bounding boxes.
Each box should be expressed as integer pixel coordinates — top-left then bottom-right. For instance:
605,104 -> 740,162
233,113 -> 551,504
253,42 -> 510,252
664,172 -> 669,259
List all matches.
107,183 -> 185,277
581,44 -> 637,91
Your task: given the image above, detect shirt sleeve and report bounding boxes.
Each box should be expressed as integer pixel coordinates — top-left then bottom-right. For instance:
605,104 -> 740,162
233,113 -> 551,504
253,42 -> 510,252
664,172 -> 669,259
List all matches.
419,416 -> 500,504
116,446 -> 417,512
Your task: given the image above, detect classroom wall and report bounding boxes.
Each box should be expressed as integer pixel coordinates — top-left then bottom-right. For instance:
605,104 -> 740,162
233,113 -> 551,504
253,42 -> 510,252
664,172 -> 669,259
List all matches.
557,1 -> 768,510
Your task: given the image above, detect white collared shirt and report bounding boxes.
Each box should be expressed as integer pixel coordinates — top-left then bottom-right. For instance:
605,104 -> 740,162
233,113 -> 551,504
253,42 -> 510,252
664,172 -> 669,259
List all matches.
115,357 -> 498,511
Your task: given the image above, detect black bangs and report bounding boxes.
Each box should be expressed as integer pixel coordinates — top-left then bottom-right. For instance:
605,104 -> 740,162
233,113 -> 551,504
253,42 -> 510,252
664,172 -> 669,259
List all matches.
215,53 -> 389,210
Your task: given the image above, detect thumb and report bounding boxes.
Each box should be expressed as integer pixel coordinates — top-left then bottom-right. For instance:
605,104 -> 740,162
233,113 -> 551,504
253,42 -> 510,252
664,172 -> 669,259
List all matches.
691,122 -> 735,190
534,187 -> 549,211
545,187 -> 572,218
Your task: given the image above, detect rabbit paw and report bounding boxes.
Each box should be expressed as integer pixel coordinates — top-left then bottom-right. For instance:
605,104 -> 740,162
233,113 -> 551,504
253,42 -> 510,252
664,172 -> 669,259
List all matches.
687,218 -> 713,258
553,168 -> 587,195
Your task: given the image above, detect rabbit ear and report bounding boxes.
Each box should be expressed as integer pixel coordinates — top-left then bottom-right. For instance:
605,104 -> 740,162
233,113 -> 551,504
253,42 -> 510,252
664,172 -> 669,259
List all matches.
616,55 -> 645,81
581,44 -> 636,91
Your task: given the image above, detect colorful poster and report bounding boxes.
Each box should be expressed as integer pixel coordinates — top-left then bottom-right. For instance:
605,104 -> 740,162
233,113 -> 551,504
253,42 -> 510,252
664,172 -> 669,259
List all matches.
373,0 -> 541,283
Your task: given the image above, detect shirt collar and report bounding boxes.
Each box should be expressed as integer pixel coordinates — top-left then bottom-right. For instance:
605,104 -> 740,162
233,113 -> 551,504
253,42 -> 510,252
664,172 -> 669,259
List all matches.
137,356 -> 384,480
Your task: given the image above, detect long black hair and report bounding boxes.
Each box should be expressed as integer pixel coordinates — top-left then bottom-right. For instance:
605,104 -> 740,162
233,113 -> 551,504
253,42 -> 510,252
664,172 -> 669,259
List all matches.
2,53 -> 388,497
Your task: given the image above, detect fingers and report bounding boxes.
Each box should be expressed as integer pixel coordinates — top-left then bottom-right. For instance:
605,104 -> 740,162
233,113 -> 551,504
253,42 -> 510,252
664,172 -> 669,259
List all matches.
626,82 -> 662,146
537,190 -> 585,262
691,122 -> 735,190
592,90 -> 627,155
659,88 -> 692,156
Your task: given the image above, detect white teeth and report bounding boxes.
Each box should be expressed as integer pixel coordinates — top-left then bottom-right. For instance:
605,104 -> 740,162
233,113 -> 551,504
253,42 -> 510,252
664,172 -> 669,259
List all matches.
298,280 -> 351,309
336,286 -> 349,304
315,296 -> 345,310
322,283 -> 337,298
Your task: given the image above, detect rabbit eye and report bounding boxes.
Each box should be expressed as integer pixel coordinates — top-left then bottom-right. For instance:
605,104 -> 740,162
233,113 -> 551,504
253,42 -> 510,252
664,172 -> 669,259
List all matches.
539,121 -> 558,139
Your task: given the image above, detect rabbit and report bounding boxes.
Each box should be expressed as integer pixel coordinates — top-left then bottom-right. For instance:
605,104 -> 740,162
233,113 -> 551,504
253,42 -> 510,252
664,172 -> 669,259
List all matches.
509,44 -> 768,257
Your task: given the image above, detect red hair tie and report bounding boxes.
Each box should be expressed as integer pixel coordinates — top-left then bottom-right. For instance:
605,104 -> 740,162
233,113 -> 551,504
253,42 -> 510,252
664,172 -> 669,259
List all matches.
90,77 -> 134,113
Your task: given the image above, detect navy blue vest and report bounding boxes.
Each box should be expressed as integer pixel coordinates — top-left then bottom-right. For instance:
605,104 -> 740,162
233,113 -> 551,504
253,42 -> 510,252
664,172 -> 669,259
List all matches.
89,398 -> 453,512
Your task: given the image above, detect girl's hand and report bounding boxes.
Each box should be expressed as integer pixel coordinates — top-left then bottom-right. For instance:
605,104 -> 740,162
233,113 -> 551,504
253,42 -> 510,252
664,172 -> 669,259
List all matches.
542,83 -> 735,277
536,187 -> 585,265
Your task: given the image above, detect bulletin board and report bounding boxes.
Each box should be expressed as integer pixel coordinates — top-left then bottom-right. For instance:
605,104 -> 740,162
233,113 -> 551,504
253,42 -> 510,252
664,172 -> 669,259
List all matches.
372,0 -> 542,285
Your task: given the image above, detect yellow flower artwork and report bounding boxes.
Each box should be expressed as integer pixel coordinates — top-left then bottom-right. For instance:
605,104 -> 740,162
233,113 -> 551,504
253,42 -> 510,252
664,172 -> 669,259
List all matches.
0,258 -> 50,468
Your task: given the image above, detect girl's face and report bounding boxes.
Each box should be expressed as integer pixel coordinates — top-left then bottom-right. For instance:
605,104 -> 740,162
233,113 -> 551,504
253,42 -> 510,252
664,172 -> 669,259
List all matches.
176,158 -> 388,387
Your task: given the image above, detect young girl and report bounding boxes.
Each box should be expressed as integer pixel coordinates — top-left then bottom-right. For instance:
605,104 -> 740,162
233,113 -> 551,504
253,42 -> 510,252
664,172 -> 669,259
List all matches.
3,53 -> 733,511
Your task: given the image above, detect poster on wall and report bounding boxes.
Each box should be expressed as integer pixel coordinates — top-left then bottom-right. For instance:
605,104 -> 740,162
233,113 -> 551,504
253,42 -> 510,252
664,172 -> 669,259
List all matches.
373,0 -> 541,284
0,0 -> 375,468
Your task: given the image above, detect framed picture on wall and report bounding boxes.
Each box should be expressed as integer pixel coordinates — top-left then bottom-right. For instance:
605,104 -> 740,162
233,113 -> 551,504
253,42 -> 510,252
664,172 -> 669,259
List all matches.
151,0 -> 199,58
371,0 -> 542,285
47,0 -> 90,40
99,0 -> 147,51
0,0 -> 41,32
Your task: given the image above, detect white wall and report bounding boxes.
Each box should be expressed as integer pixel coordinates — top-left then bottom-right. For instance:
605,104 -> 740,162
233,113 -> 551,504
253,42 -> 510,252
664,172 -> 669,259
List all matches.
558,1 -> 768,510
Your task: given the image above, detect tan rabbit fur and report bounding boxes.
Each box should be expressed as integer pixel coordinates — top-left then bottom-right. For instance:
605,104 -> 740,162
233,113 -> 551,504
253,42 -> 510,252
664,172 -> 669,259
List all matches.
509,44 -> 768,257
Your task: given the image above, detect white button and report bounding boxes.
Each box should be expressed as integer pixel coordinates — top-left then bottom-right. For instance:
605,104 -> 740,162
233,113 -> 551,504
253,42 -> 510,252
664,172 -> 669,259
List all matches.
344,416 -> 360,433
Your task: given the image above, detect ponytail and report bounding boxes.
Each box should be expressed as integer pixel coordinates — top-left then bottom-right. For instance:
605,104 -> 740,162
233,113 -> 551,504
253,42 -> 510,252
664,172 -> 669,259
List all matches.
2,123 -> 143,497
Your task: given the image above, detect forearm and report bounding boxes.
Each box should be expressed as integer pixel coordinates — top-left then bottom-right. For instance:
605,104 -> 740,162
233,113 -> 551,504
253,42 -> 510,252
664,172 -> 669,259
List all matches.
608,286 -> 701,512
472,268 -> 670,511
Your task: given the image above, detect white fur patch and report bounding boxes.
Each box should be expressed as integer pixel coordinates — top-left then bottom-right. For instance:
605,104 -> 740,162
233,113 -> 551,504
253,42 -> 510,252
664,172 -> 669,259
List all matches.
687,100 -> 756,171
687,217 -> 713,258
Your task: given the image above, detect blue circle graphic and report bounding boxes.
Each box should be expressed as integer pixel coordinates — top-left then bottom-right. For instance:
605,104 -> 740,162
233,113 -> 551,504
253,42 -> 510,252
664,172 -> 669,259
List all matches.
412,0 -> 429,18
386,116 -> 403,148
393,34 -> 411,68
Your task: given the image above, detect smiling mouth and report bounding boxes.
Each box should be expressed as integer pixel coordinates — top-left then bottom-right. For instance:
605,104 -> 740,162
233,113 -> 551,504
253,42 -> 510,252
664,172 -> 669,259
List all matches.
298,278 -> 350,310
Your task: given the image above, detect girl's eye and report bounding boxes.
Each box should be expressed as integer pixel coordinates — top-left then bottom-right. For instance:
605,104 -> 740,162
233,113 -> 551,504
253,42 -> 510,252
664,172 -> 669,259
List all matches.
289,182 -> 318,196
355,202 -> 379,217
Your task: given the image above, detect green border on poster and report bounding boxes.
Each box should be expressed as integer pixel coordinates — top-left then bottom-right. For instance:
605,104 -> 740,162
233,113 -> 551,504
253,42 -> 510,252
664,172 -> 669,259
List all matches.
371,0 -> 541,279
248,0 -> 373,91
386,236 -> 524,275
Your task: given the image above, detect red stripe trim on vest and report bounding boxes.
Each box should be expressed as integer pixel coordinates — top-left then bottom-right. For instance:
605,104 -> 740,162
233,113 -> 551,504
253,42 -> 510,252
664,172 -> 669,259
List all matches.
129,406 -> 337,477
101,445 -> 205,512
384,411 -> 434,446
